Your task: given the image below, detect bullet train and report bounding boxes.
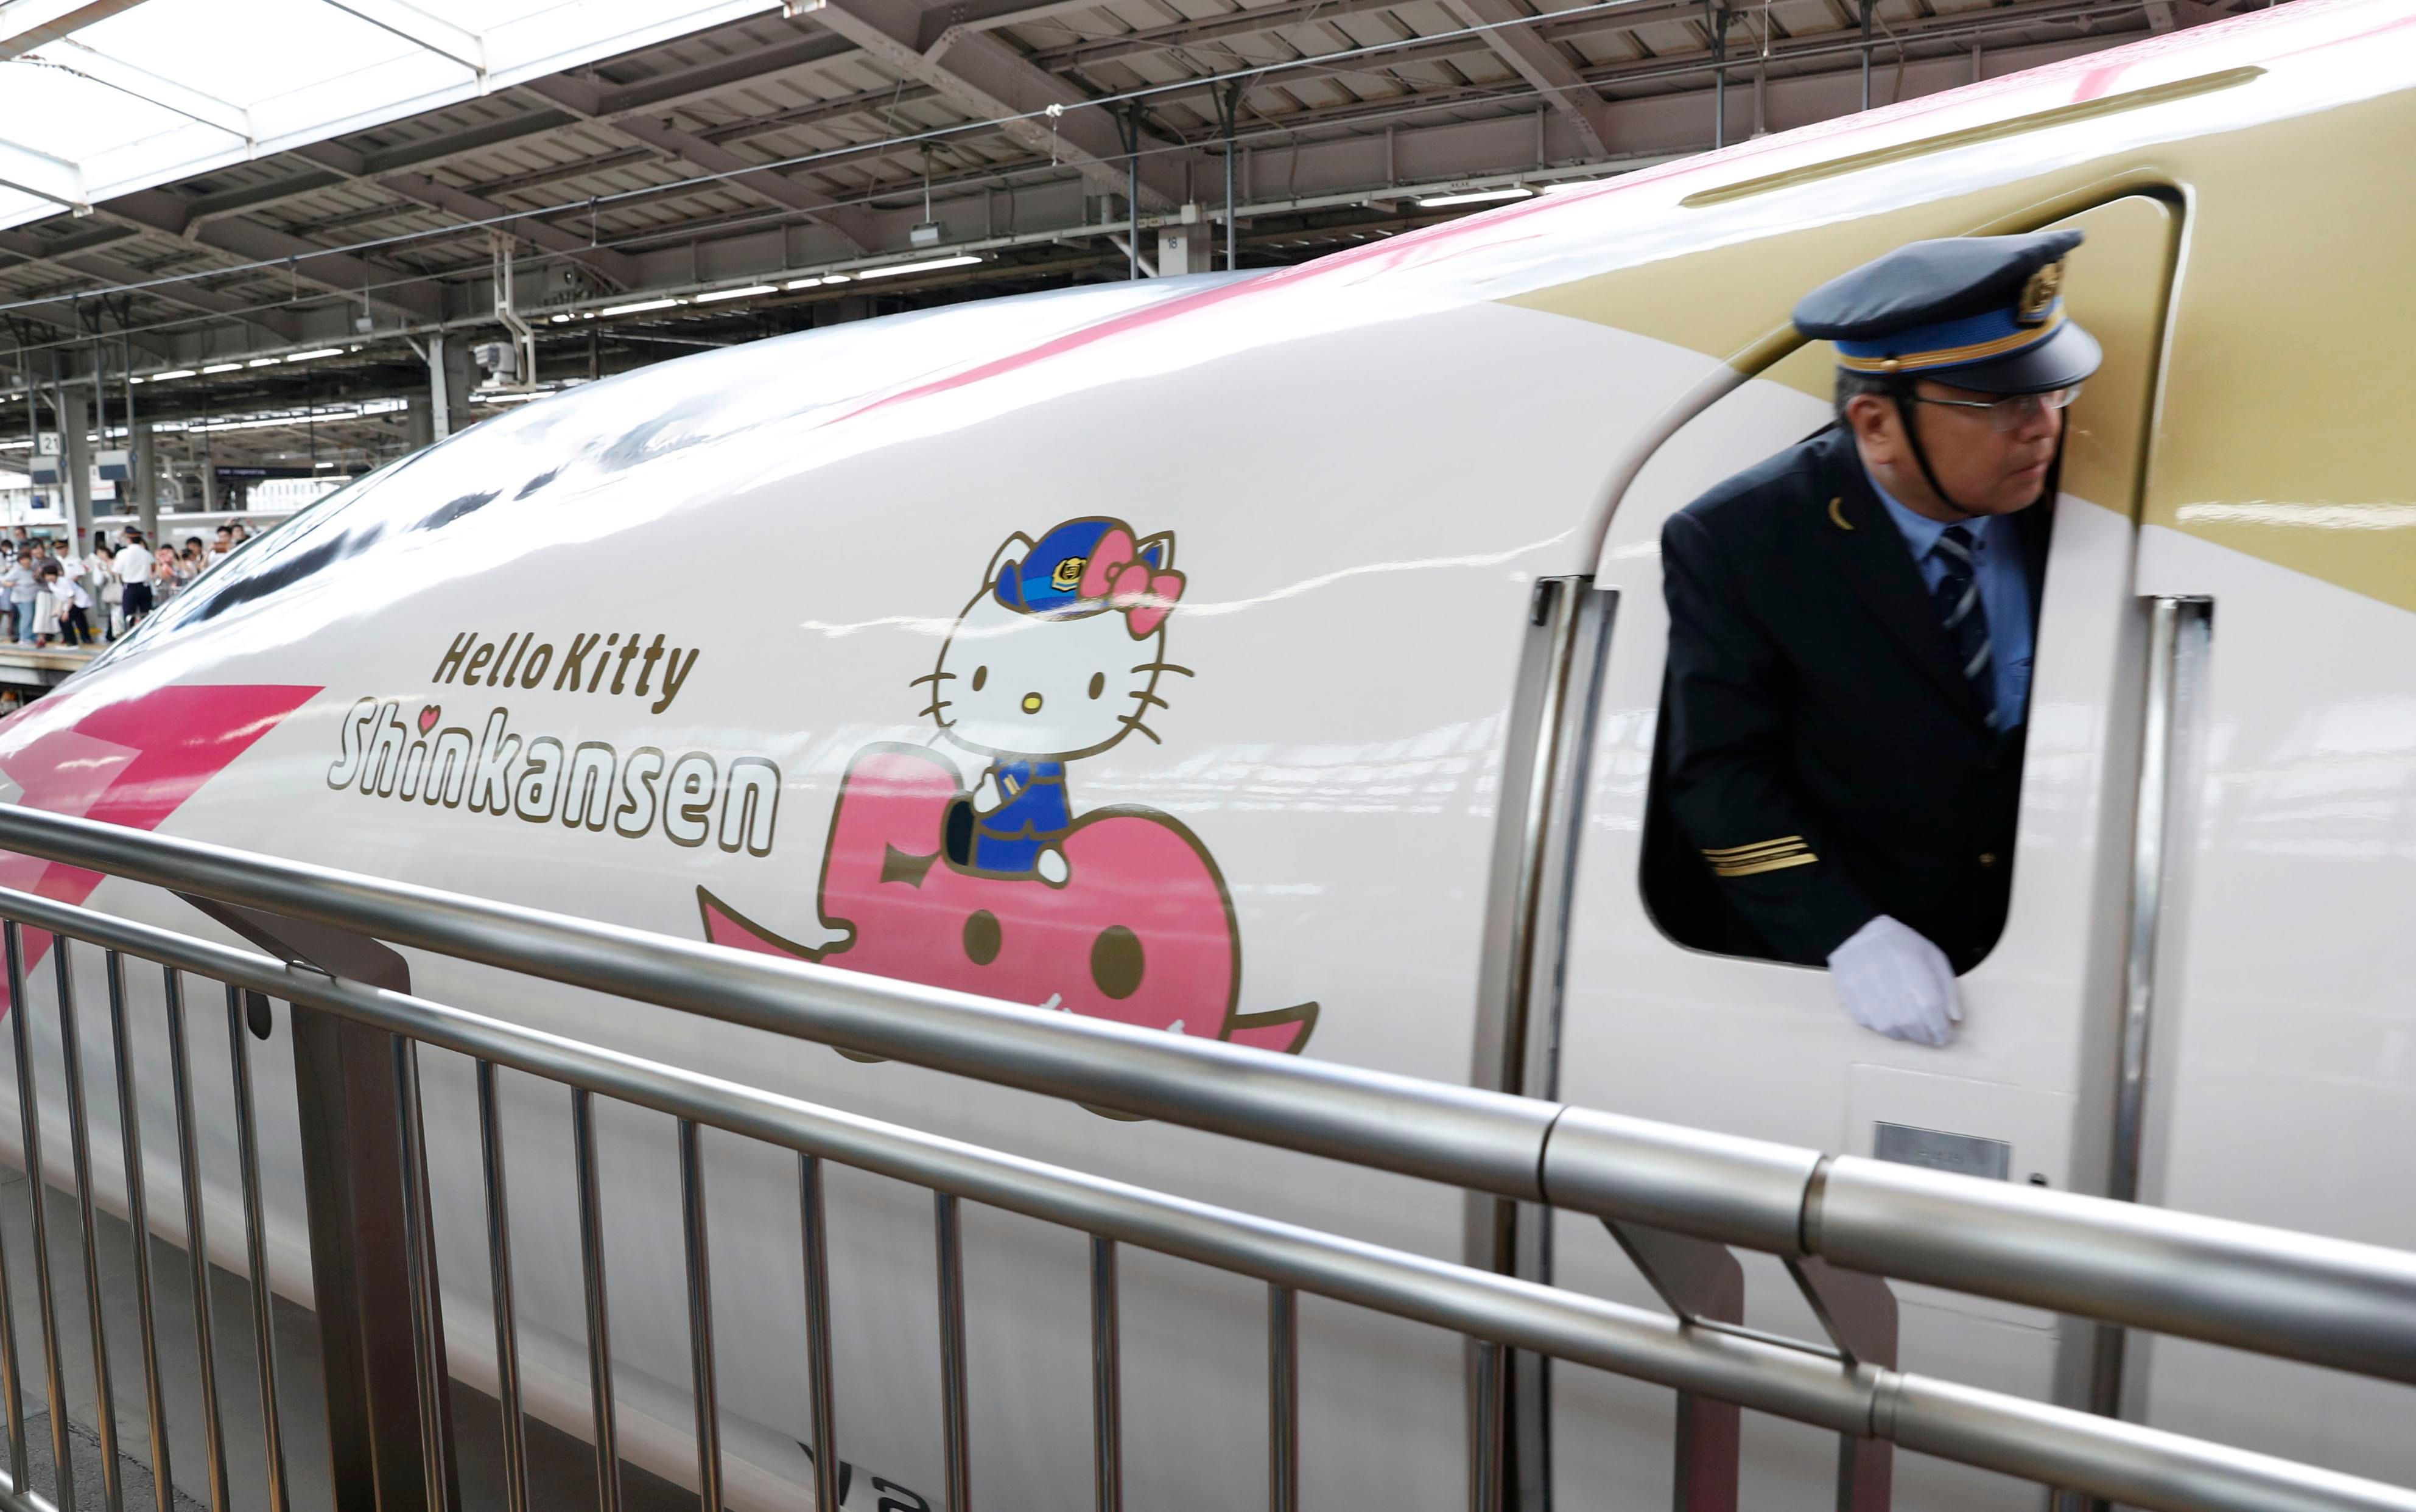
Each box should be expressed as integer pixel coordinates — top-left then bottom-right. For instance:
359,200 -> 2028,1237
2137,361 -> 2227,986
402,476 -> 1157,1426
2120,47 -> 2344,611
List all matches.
2,1 -> 2413,1506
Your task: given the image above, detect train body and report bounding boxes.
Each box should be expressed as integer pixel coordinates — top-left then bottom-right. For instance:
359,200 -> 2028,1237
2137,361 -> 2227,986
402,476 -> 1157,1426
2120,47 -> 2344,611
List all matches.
0,2 -> 2411,1505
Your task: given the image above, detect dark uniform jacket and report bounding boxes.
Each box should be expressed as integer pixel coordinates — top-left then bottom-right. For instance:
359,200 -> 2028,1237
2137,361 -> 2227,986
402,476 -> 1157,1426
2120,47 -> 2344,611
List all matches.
1646,422 -> 2049,971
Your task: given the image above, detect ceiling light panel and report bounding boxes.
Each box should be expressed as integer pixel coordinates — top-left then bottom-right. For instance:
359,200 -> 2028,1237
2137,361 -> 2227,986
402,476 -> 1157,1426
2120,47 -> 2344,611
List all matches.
0,0 -> 793,233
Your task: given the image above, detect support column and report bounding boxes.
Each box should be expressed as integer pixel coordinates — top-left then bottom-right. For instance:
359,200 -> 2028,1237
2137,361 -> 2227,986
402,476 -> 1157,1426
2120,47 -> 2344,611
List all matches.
58,388 -> 92,549
424,335 -> 476,441
132,423 -> 159,541
198,455 -> 217,513
404,396 -> 435,454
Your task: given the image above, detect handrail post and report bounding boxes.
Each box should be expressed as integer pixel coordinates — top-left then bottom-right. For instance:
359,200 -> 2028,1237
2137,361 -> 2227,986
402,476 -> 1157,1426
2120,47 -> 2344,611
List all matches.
1604,1221 -> 1743,1512
1786,1255 -> 1897,1511
193,901 -> 460,1512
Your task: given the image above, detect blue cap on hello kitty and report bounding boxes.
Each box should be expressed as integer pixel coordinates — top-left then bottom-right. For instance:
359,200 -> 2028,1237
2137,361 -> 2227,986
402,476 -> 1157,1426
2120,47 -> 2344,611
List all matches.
994,517 -> 1118,615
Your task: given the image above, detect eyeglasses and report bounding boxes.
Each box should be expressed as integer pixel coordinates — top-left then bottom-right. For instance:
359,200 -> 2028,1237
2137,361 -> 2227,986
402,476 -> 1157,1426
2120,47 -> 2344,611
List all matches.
1906,385 -> 2082,432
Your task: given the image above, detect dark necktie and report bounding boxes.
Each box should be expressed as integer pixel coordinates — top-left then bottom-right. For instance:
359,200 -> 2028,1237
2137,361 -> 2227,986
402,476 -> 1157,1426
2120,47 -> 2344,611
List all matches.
1931,524 -> 1995,728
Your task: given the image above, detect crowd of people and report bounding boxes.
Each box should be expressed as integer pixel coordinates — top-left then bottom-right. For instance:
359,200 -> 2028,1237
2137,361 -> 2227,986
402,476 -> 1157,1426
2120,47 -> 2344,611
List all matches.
0,520 -> 255,648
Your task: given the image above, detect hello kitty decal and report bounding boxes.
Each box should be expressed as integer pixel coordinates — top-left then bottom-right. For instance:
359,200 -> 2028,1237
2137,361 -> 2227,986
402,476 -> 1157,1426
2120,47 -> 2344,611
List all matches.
932,518 -> 1187,884
699,517 -> 1318,1057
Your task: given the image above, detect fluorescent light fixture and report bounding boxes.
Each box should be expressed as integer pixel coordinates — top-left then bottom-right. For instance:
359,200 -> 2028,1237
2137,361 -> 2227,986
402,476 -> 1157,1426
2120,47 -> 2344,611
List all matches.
247,357 -> 280,368
152,369 -> 196,380
315,461 -> 339,468
855,254 -> 982,281
599,297 -> 683,316
200,363 -> 243,374
286,348 -> 346,362
821,273 -> 851,284
696,284 -> 776,304
550,313 -> 572,323
1415,186 -> 1533,208
150,397 -> 409,436
127,376 -> 144,385
784,276 -> 826,290
472,390 -> 551,405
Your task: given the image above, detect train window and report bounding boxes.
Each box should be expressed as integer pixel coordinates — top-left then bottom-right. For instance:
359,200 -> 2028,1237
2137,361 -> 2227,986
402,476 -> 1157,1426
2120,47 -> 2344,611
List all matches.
91,452 -> 424,664
1636,424 -> 2046,979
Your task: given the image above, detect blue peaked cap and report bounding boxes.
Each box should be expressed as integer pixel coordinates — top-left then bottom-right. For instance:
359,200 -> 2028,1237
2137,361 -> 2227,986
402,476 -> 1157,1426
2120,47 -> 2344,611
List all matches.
994,517 -> 1165,615
1792,231 -> 2101,395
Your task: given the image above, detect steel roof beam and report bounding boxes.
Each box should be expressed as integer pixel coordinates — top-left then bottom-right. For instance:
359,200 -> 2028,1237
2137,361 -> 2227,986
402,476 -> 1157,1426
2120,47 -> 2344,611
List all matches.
0,231 -> 304,340
43,37 -> 253,141
1030,0 -> 1428,71
0,0 -> 150,60
254,2 -> 2127,275
520,74 -> 877,252
0,138 -> 85,212
584,29 -> 856,115
100,188 -> 445,322
1439,0 -> 1612,155
2143,0 -> 2218,28
911,0 -> 1115,52
1131,0 -> 2140,114
377,171 -> 642,288
173,32 -> 857,231
0,295 -> 180,365
446,78 -> 952,203
320,0 -> 485,80
813,0 -> 1188,209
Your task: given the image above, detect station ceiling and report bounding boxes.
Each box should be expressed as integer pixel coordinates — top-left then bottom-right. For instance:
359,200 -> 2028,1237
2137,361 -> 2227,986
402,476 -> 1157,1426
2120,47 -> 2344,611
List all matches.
0,0 -> 2223,483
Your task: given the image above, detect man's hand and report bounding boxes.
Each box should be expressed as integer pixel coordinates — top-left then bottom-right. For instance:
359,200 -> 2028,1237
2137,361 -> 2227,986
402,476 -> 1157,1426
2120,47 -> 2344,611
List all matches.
1826,915 -> 1964,1045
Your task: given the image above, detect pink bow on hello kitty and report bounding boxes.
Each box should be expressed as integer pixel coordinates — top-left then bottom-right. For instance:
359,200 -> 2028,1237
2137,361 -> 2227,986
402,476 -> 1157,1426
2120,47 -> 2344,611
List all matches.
1078,527 -> 1185,638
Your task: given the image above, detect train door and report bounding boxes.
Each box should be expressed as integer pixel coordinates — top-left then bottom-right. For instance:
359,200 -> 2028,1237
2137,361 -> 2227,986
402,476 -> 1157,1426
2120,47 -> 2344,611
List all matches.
2121,149 -> 2416,1484
1544,194 -> 2177,1511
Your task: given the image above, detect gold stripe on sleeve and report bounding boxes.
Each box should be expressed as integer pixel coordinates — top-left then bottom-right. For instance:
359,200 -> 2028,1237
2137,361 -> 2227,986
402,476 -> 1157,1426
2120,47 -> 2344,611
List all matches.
1710,849 -> 1819,878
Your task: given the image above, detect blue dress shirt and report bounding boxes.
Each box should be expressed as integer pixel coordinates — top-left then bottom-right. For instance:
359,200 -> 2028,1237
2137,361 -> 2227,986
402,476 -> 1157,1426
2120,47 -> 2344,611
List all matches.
1864,468 -> 2036,732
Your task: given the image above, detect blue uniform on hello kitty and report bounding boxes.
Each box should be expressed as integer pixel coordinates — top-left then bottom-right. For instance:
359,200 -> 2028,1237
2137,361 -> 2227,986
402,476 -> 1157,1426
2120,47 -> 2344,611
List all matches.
971,760 -> 1070,873
940,517 -> 1181,878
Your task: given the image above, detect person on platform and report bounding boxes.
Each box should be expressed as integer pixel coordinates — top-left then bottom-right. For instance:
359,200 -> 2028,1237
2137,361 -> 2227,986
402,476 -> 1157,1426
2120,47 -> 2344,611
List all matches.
61,564 -> 92,647
24,541 -> 55,647
113,528 -> 156,629
1,550 -> 39,647
1654,232 -> 2102,1046
92,546 -> 122,641
40,564 -> 91,647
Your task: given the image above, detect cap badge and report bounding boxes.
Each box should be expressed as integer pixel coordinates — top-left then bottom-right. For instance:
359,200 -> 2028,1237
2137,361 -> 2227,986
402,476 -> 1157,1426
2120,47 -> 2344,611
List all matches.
1051,556 -> 1088,591
2017,261 -> 2064,326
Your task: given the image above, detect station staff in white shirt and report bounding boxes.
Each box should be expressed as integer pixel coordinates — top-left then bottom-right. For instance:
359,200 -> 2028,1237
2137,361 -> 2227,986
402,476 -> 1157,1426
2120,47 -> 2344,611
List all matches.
113,530 -> 157,628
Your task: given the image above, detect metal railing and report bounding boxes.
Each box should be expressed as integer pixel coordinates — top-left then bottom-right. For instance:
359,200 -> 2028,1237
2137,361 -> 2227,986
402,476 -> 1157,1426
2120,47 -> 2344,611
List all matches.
0,804 -> 2405,1512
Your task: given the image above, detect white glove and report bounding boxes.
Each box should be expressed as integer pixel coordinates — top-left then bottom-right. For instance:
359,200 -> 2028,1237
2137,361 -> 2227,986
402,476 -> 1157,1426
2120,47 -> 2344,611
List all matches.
1826,915 -> 1964,1046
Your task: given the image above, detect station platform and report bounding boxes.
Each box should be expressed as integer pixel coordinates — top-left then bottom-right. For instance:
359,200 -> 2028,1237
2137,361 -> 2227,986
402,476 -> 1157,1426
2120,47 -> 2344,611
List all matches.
0,1164 -> 695,1512
0,649 -> 97,697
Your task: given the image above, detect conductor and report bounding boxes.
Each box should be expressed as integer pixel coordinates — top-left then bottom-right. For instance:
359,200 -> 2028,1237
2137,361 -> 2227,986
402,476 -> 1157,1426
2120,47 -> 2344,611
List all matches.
1655,231 -> 2102,1045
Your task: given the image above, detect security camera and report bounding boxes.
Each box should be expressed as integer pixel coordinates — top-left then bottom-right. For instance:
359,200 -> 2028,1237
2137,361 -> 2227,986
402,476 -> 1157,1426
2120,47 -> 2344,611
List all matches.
470,341 -> 519,382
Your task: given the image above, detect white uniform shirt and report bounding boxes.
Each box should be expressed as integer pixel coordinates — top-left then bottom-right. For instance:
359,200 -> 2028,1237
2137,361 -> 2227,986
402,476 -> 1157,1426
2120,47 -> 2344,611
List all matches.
113,544 -> 153,583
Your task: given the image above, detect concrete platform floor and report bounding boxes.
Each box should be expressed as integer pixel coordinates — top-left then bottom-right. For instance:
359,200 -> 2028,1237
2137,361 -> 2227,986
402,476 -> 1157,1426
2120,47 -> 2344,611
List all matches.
0,647 -> 97,697
0,1166 -> 697,1511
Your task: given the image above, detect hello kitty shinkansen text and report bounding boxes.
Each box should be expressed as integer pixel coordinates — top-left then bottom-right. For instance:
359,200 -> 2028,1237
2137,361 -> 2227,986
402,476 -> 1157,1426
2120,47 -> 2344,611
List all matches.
699,516 -> 1317,1059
